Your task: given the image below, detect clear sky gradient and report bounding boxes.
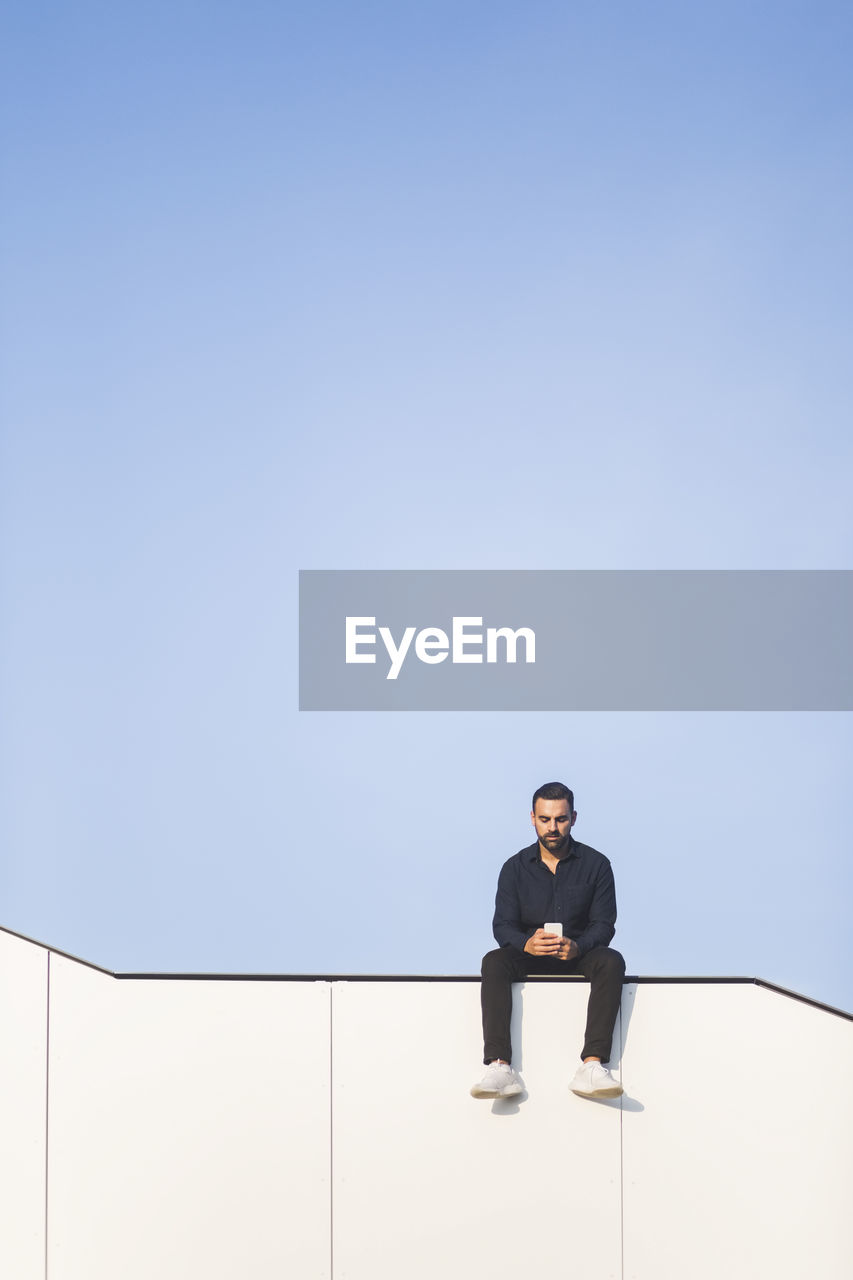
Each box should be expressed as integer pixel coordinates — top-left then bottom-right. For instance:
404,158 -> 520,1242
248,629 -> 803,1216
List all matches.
2,3 -> 851,1012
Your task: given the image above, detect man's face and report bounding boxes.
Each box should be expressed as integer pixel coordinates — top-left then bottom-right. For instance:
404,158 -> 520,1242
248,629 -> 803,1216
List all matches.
531,797 -> 576,855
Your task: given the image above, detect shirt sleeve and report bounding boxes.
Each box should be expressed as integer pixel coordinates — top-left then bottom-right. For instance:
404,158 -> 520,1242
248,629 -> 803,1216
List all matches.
492,859 -> 532,952
572,857 -> 617,959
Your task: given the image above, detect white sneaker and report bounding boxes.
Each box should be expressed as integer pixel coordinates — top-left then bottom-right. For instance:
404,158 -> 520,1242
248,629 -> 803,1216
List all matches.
569,1060 -> 623,1098
470,1062 -> 523,1098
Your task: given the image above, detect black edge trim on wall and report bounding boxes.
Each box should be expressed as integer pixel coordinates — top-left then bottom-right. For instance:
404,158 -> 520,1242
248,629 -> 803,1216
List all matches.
0,924 -> 113,975
3,925 -> 850,1021
112,971 -> 853,1020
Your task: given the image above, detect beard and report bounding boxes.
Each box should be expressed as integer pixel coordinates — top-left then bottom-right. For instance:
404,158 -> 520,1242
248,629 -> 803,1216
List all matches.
542,832 -> 569,851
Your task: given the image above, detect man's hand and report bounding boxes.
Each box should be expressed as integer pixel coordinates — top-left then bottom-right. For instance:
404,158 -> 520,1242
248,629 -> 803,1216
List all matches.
557,936 -> 579,961
524,928 -> 577,958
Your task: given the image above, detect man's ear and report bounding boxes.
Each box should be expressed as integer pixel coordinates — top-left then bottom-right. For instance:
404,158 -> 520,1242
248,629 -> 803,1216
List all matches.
530,809 -> 536,829
570,810 -> 577,828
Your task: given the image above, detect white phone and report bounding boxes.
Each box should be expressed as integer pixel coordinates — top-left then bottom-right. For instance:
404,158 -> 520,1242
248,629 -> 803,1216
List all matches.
544,922 -> 563,936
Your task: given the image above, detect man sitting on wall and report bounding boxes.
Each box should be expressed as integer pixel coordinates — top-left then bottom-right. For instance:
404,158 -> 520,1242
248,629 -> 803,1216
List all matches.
471,781 -> 626,1100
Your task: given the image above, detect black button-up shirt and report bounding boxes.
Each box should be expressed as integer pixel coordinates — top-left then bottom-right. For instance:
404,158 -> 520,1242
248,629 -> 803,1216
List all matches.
492,836 -> 617,959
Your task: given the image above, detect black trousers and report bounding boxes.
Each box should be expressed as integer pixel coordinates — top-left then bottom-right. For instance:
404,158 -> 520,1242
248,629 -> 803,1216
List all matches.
480,945 -> 626,1065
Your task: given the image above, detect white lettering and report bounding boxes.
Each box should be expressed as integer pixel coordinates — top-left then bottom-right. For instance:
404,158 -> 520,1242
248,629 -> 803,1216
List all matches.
379,625 -> 416,680
345,617 -> 376,663
415,628 -> 449,664
346,616 -> 535,678
486,626 -> 536,664
452,616 -> 483,663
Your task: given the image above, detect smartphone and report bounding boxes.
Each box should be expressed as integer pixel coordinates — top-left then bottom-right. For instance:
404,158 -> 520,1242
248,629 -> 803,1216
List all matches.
544,922 -> 563,936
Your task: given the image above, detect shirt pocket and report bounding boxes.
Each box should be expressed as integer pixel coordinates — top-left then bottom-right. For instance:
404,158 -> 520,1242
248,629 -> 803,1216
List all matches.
562,884 -> 595,916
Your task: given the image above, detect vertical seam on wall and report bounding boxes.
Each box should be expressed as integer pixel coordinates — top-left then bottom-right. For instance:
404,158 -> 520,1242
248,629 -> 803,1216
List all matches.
329,983 -> 334,1280
619,998 -> 625,1280
44,951 -> 51,1280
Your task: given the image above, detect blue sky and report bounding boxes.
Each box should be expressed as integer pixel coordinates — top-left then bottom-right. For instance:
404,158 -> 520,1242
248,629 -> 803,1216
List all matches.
2,3 -> 851,1012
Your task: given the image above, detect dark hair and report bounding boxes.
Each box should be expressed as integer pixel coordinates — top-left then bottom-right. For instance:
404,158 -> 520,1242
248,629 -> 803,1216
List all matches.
531,781 -> 575,812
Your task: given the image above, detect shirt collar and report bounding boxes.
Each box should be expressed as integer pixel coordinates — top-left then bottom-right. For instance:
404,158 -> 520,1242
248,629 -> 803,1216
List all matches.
526,834 -> 576,863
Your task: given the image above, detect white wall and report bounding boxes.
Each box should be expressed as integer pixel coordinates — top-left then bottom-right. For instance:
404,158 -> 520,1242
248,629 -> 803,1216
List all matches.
46,955 -> 332,1280
0,929 -> 47,1280
331,978 -> 622,1280
1,928 -> 850,1280
620,980 -> 853,1280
